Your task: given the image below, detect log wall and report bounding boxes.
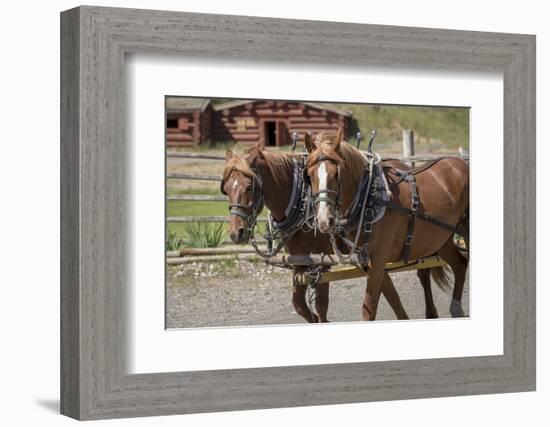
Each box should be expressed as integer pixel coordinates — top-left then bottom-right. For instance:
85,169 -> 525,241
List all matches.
166,101 -> 351,147
211,101 -> 350,146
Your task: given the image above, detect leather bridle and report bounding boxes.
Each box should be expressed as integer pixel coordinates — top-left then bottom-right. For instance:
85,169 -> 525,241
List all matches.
310,154 -> 342,213
221,169 -> 264,226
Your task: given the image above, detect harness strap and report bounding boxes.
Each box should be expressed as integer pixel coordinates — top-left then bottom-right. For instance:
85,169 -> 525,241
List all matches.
373,198 -> 460,234
344,162 -> 371,226
389,158 -> 444,182
229,205 -> 253,221
228,170 -> 263,225
329,153 -> 379,267
400,174 -> 419,264
314,190 -> 339,207
250,157 -> 317,260
272,158 -> 304,232
327,155 -> 461,267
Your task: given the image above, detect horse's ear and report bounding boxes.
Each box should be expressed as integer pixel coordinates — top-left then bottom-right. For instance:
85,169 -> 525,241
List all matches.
334,128 -> 343,150
225,149 -> 234,161
304,132 -> 316,153
245,143 -> 263,166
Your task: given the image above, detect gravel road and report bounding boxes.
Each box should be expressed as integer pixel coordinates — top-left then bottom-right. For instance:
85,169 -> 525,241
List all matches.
166,259 -> 469,329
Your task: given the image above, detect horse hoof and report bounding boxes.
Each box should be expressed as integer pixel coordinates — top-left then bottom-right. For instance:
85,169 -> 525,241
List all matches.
450,299 -> 465,317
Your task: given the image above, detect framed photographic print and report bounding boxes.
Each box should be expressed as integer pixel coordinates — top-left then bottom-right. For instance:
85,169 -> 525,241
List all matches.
61,6 -> 535,420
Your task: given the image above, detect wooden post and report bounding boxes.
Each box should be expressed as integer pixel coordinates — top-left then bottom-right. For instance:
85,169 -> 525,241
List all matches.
458,146 -> 469,158
192,111 -> 200,145
402,130 -> 415,167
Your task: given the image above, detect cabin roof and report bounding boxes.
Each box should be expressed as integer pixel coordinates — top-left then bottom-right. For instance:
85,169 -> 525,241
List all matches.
166,97 -> 211,113
212,100 -> 352,117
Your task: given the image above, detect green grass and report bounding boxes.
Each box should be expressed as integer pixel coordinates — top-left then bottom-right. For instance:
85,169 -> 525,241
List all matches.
167,200 -> 227,217
168,187 -> 223,196
167,200 -> 229,239
169,140 -> 238,153
338,104 -> 469,150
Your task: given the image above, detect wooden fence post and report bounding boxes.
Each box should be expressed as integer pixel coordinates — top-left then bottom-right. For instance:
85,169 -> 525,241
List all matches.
402,130 -> 415,167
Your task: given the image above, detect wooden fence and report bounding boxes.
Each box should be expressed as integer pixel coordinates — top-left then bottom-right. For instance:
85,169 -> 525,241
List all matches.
167,130 -> 468,264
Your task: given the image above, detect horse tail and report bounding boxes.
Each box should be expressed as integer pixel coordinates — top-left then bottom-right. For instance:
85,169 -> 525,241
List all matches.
430,265 -> 452,293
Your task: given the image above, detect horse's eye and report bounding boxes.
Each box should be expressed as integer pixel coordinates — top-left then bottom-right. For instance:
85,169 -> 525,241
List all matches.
246,184 -> 253,191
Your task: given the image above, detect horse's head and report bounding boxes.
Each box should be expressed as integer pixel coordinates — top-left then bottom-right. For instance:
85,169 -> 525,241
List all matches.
221,148 -> 263,244
305,129 -> 345,233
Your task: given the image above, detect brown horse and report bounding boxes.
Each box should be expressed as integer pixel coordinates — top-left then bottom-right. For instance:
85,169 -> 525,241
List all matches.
222,145 -> 445,322
305,129 -> 469,320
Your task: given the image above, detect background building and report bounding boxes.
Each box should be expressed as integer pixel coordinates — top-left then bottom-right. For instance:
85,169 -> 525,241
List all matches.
166,97 -> 352,147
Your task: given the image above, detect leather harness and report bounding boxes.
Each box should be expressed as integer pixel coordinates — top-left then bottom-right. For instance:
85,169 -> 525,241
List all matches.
374,159 -> 461,263
225,152 -> 462,268
328,156 -> 462,266
223,156 -> 315,260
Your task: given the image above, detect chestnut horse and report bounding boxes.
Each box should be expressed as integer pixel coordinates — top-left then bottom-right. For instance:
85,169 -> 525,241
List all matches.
222,145 -> 445,322
305,130 -> 469,320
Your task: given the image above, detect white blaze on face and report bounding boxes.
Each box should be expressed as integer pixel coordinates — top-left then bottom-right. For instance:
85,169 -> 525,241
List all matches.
317,161 -> 331,231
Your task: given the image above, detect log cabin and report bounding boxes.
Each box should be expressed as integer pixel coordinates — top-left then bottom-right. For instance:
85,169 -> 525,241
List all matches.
166,98 -> 352,147
165,97 -> 213,147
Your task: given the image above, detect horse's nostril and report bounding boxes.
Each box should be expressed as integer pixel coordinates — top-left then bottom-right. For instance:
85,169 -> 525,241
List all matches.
328,217 -> 334,227
237,228 -> 245,240
230,227 -> 246,243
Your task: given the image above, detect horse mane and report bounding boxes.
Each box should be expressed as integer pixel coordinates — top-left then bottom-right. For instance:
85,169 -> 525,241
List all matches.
223,145 -> 296,188
256,149 -> 296,187
222,154 -> 257,184
307,131 -> 366,183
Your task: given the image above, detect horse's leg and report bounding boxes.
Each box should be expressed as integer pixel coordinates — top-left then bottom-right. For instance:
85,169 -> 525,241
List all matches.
437,239 -> 469,317
417,268 -> 439,319
362,261 -> 386,321
380,273 -> 409,320
292,269 -> 317,323
314,282 -> 330,322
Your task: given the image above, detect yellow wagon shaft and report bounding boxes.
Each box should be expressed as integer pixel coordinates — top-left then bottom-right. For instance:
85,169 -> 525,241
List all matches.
320,256 -> 447,282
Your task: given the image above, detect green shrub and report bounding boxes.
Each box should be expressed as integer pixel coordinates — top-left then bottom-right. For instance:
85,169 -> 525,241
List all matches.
183,222 -> 225,248
166,231 -> 185,251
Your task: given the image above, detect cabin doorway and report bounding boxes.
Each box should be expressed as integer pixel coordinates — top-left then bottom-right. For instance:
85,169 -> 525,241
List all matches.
264,120 -> 289,147
265,121 -> 277,146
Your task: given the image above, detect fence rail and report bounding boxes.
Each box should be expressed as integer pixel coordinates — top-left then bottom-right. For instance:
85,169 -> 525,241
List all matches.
167,173 -> 221,181
167,151 -> 225,160
397,155 -> 469,163
167,194 -> 227,201
167,246 -> 258,258
167,215 -> 268,223
167,253 -> 259,265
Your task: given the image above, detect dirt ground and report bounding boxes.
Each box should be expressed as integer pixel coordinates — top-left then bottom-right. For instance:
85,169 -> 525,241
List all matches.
166,260 -> 470,329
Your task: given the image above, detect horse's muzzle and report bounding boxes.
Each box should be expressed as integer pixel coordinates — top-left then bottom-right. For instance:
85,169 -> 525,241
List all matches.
230,227 -> 249,244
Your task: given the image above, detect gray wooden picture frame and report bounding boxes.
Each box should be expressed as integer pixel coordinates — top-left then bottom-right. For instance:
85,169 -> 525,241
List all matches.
60,6 -> 536,420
